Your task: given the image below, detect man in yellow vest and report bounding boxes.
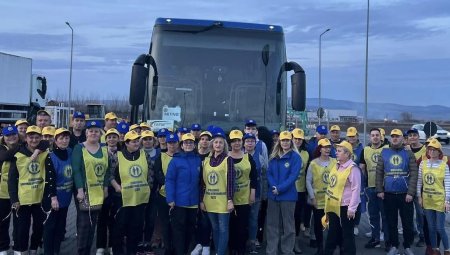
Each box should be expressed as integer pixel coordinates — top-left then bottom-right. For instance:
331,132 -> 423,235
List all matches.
8,125 -> 57,255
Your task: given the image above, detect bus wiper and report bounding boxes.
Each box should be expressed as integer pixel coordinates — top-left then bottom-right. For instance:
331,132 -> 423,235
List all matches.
166,21 -> 223,34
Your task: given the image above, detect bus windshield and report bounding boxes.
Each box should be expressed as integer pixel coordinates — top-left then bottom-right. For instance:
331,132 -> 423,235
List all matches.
146,25 -> 287,130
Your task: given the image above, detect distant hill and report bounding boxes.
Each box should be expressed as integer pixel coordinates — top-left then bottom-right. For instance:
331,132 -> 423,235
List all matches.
303,98 -> 450,121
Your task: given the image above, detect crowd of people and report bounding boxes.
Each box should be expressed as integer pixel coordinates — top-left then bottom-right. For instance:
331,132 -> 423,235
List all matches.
0,109 -> 449,255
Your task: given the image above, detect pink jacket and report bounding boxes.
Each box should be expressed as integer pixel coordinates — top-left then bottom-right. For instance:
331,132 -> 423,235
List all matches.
337,159 -> 361,213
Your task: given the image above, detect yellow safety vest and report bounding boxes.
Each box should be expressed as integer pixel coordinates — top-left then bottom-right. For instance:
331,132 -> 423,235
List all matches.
295,150 -> 310,192
82,146 -> 108,206
413,145 -> 427,161
159,153 -> 173,197
203,156 -> 228,213
364,145 -> 386,188
0,145 -> 10,199
325,163 -> 353,217
422,160 -> 446,212
233,154 -> 251,205
311,158 -> 337,209
16,151 -> 48,205
118,150 -> 150,207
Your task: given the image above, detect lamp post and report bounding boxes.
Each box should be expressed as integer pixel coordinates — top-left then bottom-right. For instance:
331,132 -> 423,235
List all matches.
65,21 -> 73,129
319,28 -> 330,124
363,0 -> 370,145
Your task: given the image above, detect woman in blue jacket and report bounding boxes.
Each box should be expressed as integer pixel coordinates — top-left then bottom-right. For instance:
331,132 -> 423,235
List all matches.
266,131 -> 302,255
165,133 -> 202,255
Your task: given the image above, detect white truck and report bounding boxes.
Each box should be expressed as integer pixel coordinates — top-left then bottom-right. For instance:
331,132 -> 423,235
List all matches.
0,52 -> 47,124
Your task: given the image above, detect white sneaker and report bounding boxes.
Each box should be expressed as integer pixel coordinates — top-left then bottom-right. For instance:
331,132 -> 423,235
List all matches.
13,252 -> 24,255
403,248 -> 414,255
201,246 -> 210,255
380,232 -> 384,241
365,231 -> 372,238
387,246 -> 399,255
354,227 -> 359,236
96,248 -> 105,255
0,251 -> 7,255
191,244 -> 203,255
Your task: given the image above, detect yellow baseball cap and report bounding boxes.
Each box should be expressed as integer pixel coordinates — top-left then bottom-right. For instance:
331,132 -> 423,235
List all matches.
124,131 -> 140,141
279,131 -> 292,140
37,110 -> 51,117
104,112 -> 117,120
292,128 -> 305,139
426,137 -> 433,144
318,138 -> 331,147
330,125 -> 340,132
130,124 -> 140,131
200,131 -> 212,138
427,138 -> 442,150
140,122 -> 150,129
336,141 -> 353,154
42,126 -> 56,136
105,128 -> 120,137
346,127 -> 357,137
390,129 -> 403,136
379,128 -> 386,136
141,130 -> 155,138
54,128 -> 70,137
181,133 -> 195,141
229,130 -> 243,140
15,119 -> 29,126
26,125 -> 42,135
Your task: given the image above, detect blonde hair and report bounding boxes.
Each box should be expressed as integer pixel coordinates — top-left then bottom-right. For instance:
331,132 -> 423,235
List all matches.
208,136 -> 229,154
269,139 -> 300,160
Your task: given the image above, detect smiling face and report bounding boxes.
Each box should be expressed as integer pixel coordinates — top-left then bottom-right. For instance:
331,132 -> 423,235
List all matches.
126,138 -> 140,152
182,139 -> 195,152
55,134 -> 70,149
26,133 -> 42,150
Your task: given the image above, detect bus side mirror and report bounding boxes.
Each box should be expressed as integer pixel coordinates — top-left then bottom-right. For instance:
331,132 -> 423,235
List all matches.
291,71 -> 306,111
129,63 -> 148,106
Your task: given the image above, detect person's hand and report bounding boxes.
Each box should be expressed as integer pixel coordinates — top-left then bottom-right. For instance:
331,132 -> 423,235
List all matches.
200,202 -> 206,212
377,192 -> 384,200
418,197 -> 423,208
12,202 -> 20,210
311,198 -> 318,209
347,210 -> 356,220
31,149 -> 41,161
104,188 -> 109,199
227,200 -> 234,212
168,202 -> 175,208
445,202 -> 450,213
76,190 -> 85,202
51,196 -> 59,211
272,186 -> 278,195
114,185 -> 122,193
405,194 -> 413,203
249,190 -> 256,205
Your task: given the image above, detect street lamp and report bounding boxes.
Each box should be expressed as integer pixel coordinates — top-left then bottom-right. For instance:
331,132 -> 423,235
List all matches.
363,0 -> 370,145
319,28 -> 330,124
65,21 -> 73,129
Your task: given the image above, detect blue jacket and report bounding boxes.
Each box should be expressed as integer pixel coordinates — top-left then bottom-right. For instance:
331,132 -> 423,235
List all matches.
165,151 -> 201,207
267,150 -> 302,201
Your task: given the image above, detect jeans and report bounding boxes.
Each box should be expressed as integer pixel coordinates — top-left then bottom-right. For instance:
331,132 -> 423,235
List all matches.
414,196 -> 425,238
366,187 -> 389,242
424,209 -> 449,249
384,193 -> 414,249
208,212 -> 230,255
248,200 -> 261,241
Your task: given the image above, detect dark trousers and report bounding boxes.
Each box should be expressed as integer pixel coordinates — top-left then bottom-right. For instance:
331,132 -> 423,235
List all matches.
294,192 -> 312,235
384,193 -> 414,249
195,209 -> 212,246
143,192 -> 158,244
0,199 -> 11,251
170,206 -> 197,255
324,206 -> 356,255
313,208 -> 325,250
13,204 -> 46,252
157,193 -> 173,255
112,204 -> 146,255
43,207 -> 68,255
96,192 -> 115,249
257,199 -> 268,242
76,209 -> 99,255
229,204 -> 250,254
424,214 -> 441,246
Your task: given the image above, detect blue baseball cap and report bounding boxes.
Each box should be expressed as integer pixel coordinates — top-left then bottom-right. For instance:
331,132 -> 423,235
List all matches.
157,128 -> 169,137
245,119 -> 257,126
406,128 -> 419,135
191,123 -> 201,131
116,121 -> 130,134
316,125 -> 328,135
166,133 -> 179,143
73,111 -> 85,119
86,120 -> 102,129
243,133 -> 257,141
207,125 -> 216,133
2,125 -> 18,136
271,129 -> 280,135
211,127 -> 226,139
177,127 -> 190,134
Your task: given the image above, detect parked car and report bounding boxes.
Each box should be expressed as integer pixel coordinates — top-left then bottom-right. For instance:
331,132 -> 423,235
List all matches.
412,124 -> 450,144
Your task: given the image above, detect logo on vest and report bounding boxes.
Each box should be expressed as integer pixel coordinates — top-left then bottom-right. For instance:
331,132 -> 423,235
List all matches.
389,155 -> 403,166
284,162 -> 290,168
322,172 -> 330,184
64,165 -> 72,178
129,165 -> 143,178
235,168 -> 242,179
94,164 -> 105,177
28,162 -> 40,174
207,171 -> 219,185
424,173 -> 436,185
371,153 -> 380,163
329,174 -> 337,188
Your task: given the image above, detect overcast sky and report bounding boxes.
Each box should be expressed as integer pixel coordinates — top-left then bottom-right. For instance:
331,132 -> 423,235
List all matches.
1,0 -> 449,107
